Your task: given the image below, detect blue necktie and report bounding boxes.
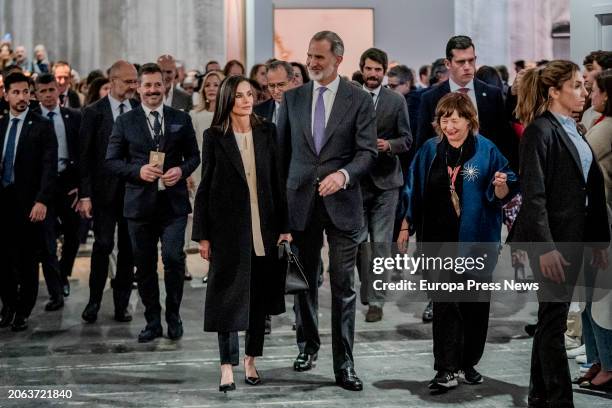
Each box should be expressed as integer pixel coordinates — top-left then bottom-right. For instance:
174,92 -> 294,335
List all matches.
313,86 -> 327,154
2,118 -> 20,187
47,111 -> 68,172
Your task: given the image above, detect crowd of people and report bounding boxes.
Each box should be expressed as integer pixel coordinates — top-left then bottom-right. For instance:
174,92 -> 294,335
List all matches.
1,31 -> 612,405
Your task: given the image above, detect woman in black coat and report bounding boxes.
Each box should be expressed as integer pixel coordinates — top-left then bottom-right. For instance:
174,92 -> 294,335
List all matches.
192,75 -> 291,392
510,60 -> 610,407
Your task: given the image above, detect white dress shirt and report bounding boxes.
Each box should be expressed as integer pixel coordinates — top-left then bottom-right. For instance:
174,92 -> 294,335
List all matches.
164,86 -> 175,107
2,108 -> 29,169
40,105 -> 68,172
449,77 -> 478,115
362,84 -> 382,110
142,104 -> 165,141
108,93 -> 132,121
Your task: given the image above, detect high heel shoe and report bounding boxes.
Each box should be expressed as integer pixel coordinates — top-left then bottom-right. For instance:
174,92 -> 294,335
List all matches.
245,368 -> 261,386
219,382 -> 236,393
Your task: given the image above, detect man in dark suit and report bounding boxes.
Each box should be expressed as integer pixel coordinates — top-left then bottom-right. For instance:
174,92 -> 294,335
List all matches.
158,55 -> 193,112
52,61 -> 81,109
277,31 -> 377,391
78,60 -> 140,323
106,63 -> 200,343
255,60 -> 295,124
33,73 -> 82,310
356,48 -> 412,323
416,36 -> 516,168
0,72 -> 58,331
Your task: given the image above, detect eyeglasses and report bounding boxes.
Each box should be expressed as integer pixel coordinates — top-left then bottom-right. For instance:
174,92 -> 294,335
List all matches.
267,82 -> 289,90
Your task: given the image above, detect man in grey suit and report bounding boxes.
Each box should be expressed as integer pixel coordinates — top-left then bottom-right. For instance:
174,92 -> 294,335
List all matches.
277,31 -> 377,391
157,55 -> 193,112
356,48 -> 412,323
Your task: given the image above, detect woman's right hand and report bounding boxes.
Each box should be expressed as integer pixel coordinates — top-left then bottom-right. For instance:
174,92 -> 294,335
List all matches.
397,219 -> 410,253
199,240 -> 211,261
539,249 -> 570,284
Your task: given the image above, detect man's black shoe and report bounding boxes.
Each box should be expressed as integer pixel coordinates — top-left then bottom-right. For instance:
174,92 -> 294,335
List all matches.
335,368 -> 363,391
365,305 -> 383,322
293,352 -> 317,372
113,309 -> 132,322
11,315 -> 28,332
62,281 -> 70,297
422,300 -> 434,323
167,320 -> 183,340
81,302 -> 100,323
44,298 -> 65,312
461,367 -> 483,384
0,308 -> 15,328
138,325 -> 163,343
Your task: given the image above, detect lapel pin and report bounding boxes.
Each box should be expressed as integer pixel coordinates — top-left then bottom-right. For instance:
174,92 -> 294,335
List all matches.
65,114 -> 69,118
482,92 -> 487,96
28,121 -> 32,125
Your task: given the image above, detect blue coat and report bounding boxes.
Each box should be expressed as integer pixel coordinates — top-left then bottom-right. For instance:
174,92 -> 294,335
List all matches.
402,134 -> 518,243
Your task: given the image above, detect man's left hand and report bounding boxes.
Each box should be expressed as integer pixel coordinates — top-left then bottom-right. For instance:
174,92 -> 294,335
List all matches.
162,167 -> 182,187
377,138 -> 390,152
318,171 -> 345,197
30,202 -> 47,222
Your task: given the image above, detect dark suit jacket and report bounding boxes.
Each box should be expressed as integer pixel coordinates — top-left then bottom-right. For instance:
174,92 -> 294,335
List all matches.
105,105 -> 200,219
254,98 -> 276,123
416,78 -> 517,168
170,87 -> 193,112
65,89 -> 81,109
277,78 -> 377,231
79,96 -> 140,204
366,86 -> 412,190
32,106 -> 82,188
192,122 -> 288,331
509,111 -> 610,252
0,109 -> 58,215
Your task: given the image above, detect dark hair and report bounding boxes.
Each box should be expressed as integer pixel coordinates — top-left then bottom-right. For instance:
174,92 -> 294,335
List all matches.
595,51 -> 612,70
359,48 -> 388,73
429,58 -> 448,86
205,60 -> 220,72
4,72 -> 29,91
433,92 -> 479,136
495,65 -> 509,82
311,31 -> 344,57
86,69 -> 105,85
265,60 -> 294,81
536,59 -> 549,67
516,60 -> 580,125
249,63 -> 265,82
211,75 -> 261,133
138,63 -> 163,80
223,60 -> 245,77
86,77 -> 110,105
475,66 -> 503,89
595,69 -> 612,117
445,35 -> 475,60
584,50 -> 604,67
351,71 -> 364,85
387,64 -> 414,88
52,60 -> 71,73
514,60 -> 526,72
290,62 -> 310,83
35,73 -> 56,86
419,65 -> 431,77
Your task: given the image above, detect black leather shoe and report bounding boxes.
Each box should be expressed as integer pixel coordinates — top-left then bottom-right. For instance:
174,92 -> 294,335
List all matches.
245,369 -> 261,386
138,325 -> 163,343
167,320 -> 183,340
422,300 -> 433,323
264,315 -> 272,335
11,315 -> 28,332
365,305 -> 383,322
62,281 -> 70,297
81,302 -> 100,323
114,309 -> 132,322
293,352 -> 317,372
0,308 -> 15,328
44,298 -> 65,312
219,382 -> 235,393
335,368 -> 363,391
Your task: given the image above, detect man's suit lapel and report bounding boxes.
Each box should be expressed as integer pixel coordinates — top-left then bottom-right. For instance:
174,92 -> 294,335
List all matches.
300,83 -> 316,154
0,115 -> 8,162
219,129 -> 247,183
321,78 -> 351,150
473,79 -> 488,115
161,105 -> 174,152
15,110 -> 33,161
134,106 -> 156,150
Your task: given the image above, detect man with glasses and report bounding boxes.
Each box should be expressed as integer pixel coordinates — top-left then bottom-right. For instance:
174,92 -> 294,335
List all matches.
255,60 -> 295,124
78,60 -> 140,324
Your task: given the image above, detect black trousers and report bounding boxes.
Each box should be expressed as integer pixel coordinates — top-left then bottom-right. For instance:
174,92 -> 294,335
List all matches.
293,196 -> 360,373
218,254 -> 268,365
432,300 -> 491,373
0,186 -> 45,318
127,193 -> 187,327
40,172 -> 80,299
89,192 -> 134,311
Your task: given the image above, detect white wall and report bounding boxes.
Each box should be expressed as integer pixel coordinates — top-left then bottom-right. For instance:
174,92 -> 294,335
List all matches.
248,0 -> 455,73
571,0 -> 612,65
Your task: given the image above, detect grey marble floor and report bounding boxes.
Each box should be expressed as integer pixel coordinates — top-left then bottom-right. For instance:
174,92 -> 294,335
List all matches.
0,253 -> 610,408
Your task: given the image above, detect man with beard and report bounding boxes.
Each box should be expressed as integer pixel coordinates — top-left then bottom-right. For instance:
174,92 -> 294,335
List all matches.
356,48 -> 411,322
78,60 -> 140,324
0,72 -> 57,331
106,63 -> 199,342
277,31 -> 377,390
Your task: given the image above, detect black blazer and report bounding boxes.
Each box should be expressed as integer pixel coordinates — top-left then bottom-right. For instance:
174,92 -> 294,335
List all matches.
0,109 -> 58,214
32,106 -> 82,188
65,89 -> 82,109
416,79 -> 517,169
509,111 -> 610,252
79,96 -> 139,204
254,98 -> 275,123
192,122 -> 288,332
105,105 -> 200,219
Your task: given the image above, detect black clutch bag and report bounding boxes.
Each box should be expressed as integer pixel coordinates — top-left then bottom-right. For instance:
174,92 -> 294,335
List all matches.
278,241 -> 309,294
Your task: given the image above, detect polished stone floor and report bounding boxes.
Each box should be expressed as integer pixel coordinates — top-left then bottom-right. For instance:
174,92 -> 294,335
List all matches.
1,251 -> 611,408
